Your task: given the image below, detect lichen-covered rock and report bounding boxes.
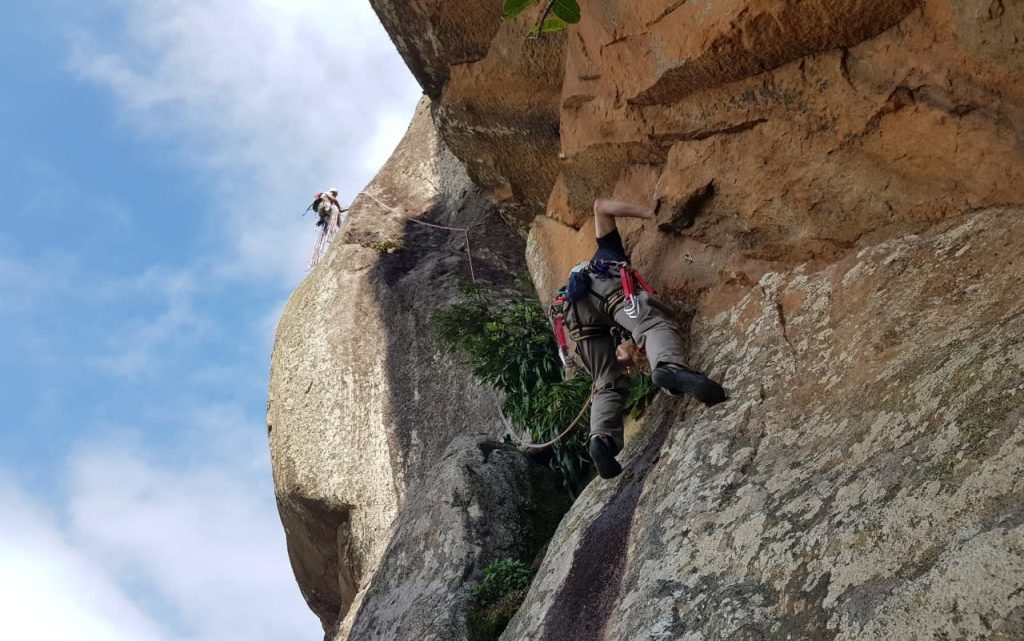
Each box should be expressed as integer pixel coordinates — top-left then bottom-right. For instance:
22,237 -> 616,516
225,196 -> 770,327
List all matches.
267,98 -> 524,632
336,434 -> 569,641
503,208 -> 1024,640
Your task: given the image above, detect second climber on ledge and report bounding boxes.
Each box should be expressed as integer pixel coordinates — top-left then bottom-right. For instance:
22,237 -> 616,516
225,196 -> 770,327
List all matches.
311,187 -> 349,229
549,198 -> 727,480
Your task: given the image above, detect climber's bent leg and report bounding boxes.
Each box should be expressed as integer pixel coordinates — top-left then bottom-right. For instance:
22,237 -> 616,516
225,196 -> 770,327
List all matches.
618,292 -> 690,370
611,290 -> 727,405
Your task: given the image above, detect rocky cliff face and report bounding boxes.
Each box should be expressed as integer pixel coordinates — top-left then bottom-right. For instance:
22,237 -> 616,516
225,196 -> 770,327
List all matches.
505,207 -> 1024,640
269,1 -> 1024,639
268,98 -> 528,633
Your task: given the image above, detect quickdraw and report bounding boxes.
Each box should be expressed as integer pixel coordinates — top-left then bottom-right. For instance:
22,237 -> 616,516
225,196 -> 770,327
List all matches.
618,264 -> 655,319
550,292 -> 571,366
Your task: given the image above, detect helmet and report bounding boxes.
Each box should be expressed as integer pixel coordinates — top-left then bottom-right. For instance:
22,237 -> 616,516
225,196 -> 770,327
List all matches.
328,187 -> 339,195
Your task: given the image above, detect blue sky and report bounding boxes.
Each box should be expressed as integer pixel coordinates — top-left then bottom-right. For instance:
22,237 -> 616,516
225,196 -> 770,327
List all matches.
0,1 -> 422,639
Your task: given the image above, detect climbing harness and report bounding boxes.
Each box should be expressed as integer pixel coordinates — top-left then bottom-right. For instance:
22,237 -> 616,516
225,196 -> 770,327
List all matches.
518,264 -> 658,453
549,261 -> 657,347
551,293 -> 571,366
549,289 -> 613,367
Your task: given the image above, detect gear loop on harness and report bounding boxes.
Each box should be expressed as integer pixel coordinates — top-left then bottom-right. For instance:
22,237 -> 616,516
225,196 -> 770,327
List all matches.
550,261 -> 657,351
620,265 -> 640,319
549,291 -> 575,368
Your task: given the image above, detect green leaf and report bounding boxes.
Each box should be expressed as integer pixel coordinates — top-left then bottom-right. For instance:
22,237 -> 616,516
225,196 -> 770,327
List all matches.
539,16 -> 568,32
550,0 -> 580,24
503,0 -> 539,20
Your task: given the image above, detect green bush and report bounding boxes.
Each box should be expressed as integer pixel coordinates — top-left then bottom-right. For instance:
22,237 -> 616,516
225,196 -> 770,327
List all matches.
466,559 -> 534,641
432,282 -> 659,495
432,283 -> 591,495
469,559 -> 534,604
625,372 -> 658,420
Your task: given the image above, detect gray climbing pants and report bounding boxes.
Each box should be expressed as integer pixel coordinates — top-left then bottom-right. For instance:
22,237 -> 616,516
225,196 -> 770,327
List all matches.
316,200 -> 340,227
563,272 -> 690,452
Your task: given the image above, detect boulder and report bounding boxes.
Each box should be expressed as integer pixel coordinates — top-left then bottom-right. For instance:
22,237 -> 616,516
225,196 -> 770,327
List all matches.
337,434 -> 569,641
270,0 -> 1024,637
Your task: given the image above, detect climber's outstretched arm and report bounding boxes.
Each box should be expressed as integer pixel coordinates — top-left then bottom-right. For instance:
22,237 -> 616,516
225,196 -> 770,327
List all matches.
593,199 -> 656,238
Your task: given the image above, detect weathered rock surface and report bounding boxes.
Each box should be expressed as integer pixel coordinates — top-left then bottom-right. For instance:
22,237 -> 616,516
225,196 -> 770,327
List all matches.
372,0 -> 565,227
267,98 -> 524,632
338,434 -> 568,641
535,0 -> 1024,302
504,208 -> 1024,640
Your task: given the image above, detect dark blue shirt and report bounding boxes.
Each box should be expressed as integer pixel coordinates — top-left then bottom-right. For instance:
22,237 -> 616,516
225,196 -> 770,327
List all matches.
591,229 -> 628,263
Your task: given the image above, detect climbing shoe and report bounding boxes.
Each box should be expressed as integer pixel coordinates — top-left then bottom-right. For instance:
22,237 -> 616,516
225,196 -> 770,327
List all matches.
651,365 -> 727,406
589,435 -> 623,479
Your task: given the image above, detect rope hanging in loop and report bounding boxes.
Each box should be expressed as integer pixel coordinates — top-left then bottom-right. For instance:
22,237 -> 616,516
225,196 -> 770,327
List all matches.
510,386 -> 595,452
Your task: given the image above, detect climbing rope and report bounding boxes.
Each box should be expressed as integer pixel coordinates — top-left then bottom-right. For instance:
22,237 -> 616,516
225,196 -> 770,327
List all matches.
359,191 -> 481,283
359,190 -> 593,450
500,386 -> 595,452
308,206 -> 346,270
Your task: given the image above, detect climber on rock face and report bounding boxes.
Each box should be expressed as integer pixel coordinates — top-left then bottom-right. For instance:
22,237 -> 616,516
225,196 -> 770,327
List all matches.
550,198 -> 727,480
312,188 -> 348,229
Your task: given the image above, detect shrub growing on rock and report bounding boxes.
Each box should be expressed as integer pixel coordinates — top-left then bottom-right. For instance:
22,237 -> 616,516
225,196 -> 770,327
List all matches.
432,282 -> 591,494
466,559 -> 535,641
432,282 -> 657,496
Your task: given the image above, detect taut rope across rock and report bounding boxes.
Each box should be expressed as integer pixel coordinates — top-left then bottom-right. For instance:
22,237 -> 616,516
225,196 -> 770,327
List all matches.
360,190 -> 482,283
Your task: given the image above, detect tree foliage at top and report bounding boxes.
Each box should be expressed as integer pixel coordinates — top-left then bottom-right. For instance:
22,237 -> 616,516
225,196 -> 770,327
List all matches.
502,0 -> 581,36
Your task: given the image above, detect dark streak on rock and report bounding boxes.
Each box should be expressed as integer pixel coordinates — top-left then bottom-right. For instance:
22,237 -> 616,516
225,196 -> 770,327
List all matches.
563,94 -> 596,110
538,406 -> 678,641
839,48 -> 854,88
646,0 -> 689,28
658,181 -> 716,234
775,300 -> 797,357
849,85 -> 917,144
651,118 -> 769,146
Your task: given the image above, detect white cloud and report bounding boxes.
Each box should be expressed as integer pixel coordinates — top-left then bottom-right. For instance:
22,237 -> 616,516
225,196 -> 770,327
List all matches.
0,247 -> 75,314
5,5 -> 424,640
0,479 -> 170,641
0,406 -> 320,641
67,0 -> 423,285
92,266 -> 210,377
